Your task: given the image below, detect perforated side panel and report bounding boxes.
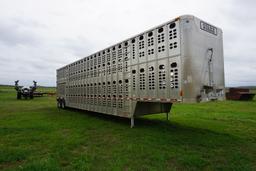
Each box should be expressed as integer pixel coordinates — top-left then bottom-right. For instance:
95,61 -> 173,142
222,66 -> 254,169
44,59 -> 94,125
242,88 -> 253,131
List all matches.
59,19 -> 182,118
138,35 -> 146,63
168,22 -> 180,56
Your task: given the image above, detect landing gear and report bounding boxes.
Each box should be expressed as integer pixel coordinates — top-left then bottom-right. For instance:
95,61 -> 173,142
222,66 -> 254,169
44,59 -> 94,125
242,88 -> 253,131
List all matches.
166,112 -> 169,121
130,116 -> 134,128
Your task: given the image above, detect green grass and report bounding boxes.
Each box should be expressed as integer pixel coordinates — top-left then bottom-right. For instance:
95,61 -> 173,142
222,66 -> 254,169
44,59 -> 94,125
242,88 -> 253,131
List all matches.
0,85 -> 256,170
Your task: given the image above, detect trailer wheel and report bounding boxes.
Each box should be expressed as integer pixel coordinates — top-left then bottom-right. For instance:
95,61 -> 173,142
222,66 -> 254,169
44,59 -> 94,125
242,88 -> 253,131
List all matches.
61,99 -> 66,109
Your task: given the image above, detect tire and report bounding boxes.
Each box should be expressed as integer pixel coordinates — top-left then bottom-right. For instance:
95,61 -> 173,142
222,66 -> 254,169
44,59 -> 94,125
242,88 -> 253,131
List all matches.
61,99 -> 66,109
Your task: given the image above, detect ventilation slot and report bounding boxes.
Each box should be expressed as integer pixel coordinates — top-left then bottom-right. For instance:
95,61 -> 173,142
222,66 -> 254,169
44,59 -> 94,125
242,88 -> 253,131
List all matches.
158,46 -> 165,52
132,70 -> 136,90
169,25 -> 177,40
107,62 -> 111,75
102,63 -> 106,76
148,49 -> 154,55
112,95 -> 116,108
112,60 -> 116,74
94,83 -> 97,105
98,83 -> 101,96
118,95 -> 123,108
139,51 -> 145,57
102,82 -> 106,96
118,47 -> 122,72
113,81 -> 117,94
158,33 -> 165,43
107,50 -> 110,62
159,64 -> 166,89
118,80 -> 123,94
139,36 -> 145,59
94,94 -> 97,105
124,79 -> 129,97
98,95 -> 101,106
170,62 -> 179,89
148,66 -> 155,90
132,39 -> 136,59
139,40 -> 144,49
170,42 -> 178,49
124,45 -> 129,72
147,32 -> 154,47
107,82 -> 111,94
102,95 -> 106,106
139,68 -> 145,90
107,95 -> 111,107
98,53 -> 101,65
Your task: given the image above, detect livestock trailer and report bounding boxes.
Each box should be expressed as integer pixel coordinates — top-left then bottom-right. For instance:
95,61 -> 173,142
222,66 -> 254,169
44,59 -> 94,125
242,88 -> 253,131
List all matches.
56,15 -> 225,127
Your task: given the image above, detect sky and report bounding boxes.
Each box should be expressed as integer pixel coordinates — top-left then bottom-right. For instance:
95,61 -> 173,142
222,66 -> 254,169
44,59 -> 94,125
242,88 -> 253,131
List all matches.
0,0 -> 255,87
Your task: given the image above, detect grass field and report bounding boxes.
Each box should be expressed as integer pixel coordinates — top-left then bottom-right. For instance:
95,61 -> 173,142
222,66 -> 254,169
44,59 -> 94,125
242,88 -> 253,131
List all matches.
0,85 -> 256,170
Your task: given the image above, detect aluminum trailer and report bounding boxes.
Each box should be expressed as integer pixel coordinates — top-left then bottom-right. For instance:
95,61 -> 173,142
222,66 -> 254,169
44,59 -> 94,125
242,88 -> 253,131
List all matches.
56,15 -> 225,127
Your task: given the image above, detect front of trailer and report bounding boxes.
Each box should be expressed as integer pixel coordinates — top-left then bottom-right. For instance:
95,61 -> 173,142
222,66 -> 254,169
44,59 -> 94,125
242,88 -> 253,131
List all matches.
179,15 -> 225,103
130,17 -> 183,127
131,15 -> 225,127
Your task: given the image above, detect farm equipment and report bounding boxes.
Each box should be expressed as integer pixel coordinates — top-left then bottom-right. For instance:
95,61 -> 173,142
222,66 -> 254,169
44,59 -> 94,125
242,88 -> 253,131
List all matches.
226,88 -> 255,101
14,80 -> 37,99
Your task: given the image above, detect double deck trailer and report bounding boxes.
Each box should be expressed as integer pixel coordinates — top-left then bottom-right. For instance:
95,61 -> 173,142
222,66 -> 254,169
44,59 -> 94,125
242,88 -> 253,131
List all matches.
56,15 -> 225,127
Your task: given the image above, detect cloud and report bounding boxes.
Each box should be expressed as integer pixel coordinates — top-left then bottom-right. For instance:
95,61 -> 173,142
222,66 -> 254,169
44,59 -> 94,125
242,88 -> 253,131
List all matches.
0,20 -> 42,47
56,37 -> 94,58
0,0 -> 255,86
